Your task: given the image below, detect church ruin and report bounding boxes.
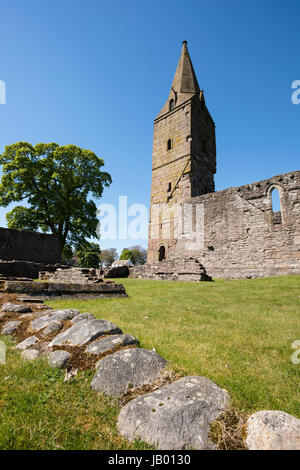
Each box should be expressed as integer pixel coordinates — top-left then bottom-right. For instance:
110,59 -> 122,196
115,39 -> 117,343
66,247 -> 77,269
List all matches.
132,41 -> 300,280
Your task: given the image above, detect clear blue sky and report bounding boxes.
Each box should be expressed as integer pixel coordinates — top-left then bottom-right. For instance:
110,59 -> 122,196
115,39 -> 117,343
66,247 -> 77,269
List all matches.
0,0 -> 299,254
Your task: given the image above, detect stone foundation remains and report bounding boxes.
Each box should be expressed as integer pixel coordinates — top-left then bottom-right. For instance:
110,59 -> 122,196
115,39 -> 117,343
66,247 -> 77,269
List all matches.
0,260 -> 59,280
130,257 -> 212,281
1,279 -> 127,299
40,267 -> 103,284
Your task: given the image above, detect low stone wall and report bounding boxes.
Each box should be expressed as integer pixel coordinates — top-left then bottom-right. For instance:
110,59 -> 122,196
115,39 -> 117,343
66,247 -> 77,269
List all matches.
129,258 -> 212,281
0,260 -> 59,279
102,266 -> 129,278
40,266 -> 102,284
3,280 -> 127,299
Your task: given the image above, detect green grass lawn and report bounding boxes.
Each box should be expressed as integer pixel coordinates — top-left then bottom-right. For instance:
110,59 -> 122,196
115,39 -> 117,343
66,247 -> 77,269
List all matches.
0,275 -> 299,449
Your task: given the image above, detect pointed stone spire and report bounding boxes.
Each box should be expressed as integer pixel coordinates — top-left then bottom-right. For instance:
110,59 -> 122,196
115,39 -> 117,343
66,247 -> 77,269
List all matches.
156,41 -> 201,118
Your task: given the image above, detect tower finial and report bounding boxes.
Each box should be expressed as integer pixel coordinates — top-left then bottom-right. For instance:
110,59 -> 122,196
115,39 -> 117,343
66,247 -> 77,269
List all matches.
182,40 -> 187,46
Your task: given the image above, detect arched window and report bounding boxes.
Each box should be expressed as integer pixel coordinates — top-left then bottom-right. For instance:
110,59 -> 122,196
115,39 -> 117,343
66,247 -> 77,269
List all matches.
271,188 -> 282,225
158,245 -> 166,261
169,99 -> 175,112
167,139 -> 172,150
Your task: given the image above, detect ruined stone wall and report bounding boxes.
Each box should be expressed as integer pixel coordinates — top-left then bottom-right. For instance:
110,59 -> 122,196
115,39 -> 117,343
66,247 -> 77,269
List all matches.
159,171 -> 300,279
0,228 -> 61,264
0,260 -> 58,279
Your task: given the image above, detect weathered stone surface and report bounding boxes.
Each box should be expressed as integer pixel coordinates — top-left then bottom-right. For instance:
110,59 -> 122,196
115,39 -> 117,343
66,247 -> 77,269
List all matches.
51,309 -> 80,320
4,280 -> 127,299
16,335 -> 39,350
31,314 -> 57,332
49,319 -> 122,348
1,320 -> 21,335
91,348 -> 167,396
246,410 -> 300,450
0,227 -> 61,265
31,309 -> 79,332
87,334 -> 138,356
48,350 -> 71,369
72,312 -> 95,323
117,376 -> 229,450
42,321 -> 63,336
21,349 -> 41,361
1,302 -> 32,313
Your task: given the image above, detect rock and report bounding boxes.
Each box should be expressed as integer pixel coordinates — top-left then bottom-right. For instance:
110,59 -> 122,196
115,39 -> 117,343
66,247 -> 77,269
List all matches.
42,321 -> 63,336
21,349 -> 41,361
88,334 -> 138,357
72,313 -> 95,323
16,335 -> 39,350
31,313 -> 57,332
48,350 -> 71,369
49,319 -> 122,348
246,410 -> 300,450
91,348 -> 167,397
117,376 -> 229,450
51,309 -> 80,321
1,320 -> 21,335
1,302 -> 32,313
31,309 -> 79,332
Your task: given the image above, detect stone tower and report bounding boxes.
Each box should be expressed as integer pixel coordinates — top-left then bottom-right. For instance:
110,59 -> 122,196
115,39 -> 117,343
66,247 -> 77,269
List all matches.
148,41 -> 216,263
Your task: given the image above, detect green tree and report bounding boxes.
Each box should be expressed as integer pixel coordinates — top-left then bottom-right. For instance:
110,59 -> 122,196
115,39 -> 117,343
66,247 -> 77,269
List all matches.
130,245 -> 147,265
0,142 -> 112,253
119,246 -> 147,265
76,242 -> 100,269
119,248 -> 134,264
61,244 -> 74,263
99,248 -> 118,267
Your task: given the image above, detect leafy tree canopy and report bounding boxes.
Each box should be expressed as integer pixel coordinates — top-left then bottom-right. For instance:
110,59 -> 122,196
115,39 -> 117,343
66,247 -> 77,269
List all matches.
119,245 -> 147,265
0,142 -> 112,252
76,242 -> 100,269
99,248 -> 118,267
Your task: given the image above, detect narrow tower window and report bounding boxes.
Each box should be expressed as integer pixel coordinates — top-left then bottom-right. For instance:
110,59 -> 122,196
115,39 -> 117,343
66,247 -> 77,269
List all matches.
169,99 -> 175,112
158,245 -> 166,261
202,140 -> 206,152
167,139 -> 172,150
167,182 -> 171,192
271,188 -> 282,225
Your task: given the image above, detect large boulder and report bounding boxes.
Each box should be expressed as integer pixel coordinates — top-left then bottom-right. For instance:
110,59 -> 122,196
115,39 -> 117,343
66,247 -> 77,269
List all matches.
87,334 -> 138,356
50,309 -> 80,321
72,313 -> 95,323
1,303 -> 32,313
16,335 -> 39,350
49,319 -> 122,348
31,309 -> 80,332
117,376 -> 229,450
246,410 -> 300,450
48,350 -> 71,369
1,320 -> 21,335
91,348 -> 167,396
42,321 -> 63,336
